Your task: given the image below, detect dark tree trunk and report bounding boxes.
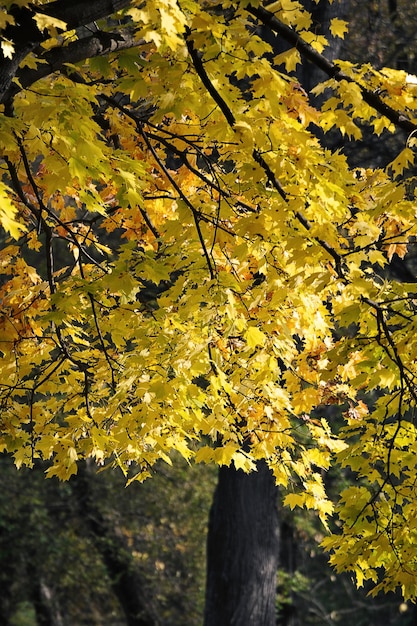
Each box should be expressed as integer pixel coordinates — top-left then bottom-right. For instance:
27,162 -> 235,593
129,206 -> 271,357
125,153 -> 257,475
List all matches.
204,461 -> 280,626
298,0 -> 351,91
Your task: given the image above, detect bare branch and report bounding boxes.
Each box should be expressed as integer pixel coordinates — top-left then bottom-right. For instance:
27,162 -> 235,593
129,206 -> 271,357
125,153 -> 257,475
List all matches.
0,0 -> 133,102
4,30 -> 142,103
34,0 -> 132,30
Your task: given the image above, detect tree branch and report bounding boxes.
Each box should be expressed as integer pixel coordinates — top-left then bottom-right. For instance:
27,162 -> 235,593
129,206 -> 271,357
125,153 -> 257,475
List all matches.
248,4 -> 417,134
0,0 -> 132,102
185,25 -> 344,277
33,0 -> 132,30
138,124 -> 216,280
4,30 -> 142,103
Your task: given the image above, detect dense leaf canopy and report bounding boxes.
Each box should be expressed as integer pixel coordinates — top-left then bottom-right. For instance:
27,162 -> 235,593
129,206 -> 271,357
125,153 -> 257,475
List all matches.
2,0 -> 417,599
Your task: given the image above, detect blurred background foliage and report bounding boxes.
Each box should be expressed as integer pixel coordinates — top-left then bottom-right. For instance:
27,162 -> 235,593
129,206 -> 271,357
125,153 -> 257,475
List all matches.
0,454 -> 217,625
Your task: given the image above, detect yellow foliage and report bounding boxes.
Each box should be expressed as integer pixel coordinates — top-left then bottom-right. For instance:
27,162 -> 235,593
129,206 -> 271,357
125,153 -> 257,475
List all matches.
1,0 -> 417,601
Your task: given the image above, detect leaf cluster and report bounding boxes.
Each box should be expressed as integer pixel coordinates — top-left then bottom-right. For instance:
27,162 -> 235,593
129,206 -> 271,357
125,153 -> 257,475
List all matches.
2,0 -> 417,599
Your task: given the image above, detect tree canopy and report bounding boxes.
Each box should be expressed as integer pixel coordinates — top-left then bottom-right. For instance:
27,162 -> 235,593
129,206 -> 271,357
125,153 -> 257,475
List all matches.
2,0 -> 417,601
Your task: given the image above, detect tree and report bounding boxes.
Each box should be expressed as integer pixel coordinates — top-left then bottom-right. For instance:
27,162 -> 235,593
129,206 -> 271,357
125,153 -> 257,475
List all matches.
204,461 -> 280,625
2,0 -> 417,621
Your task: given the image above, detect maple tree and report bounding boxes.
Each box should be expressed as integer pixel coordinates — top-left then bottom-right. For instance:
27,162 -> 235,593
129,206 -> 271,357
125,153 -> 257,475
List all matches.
2,0 -> 417,615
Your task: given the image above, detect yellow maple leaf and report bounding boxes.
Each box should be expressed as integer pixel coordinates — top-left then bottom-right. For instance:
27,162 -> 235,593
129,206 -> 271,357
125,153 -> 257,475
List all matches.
388,147 -> 415,177
33,12 -> 67,34
274,48 -> 301,72
284,492 -> 306,510
232,451 -> 256,473
244,326 -> 267,348
1,38 -> 14,59
0,12 -> 14,30
0,188 -> 26,238
329,18 -> 349,39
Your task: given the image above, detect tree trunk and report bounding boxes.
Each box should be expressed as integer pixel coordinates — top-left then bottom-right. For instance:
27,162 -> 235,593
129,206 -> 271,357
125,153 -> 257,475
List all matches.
298,0 -> 351,91
204,461 -> 280,626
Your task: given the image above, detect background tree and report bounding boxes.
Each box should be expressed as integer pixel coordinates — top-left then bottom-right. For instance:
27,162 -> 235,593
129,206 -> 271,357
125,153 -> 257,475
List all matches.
0,454 -> 216,625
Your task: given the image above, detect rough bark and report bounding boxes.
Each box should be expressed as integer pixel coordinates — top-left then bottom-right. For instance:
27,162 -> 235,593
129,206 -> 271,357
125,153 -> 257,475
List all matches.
204,461 -> 280,626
